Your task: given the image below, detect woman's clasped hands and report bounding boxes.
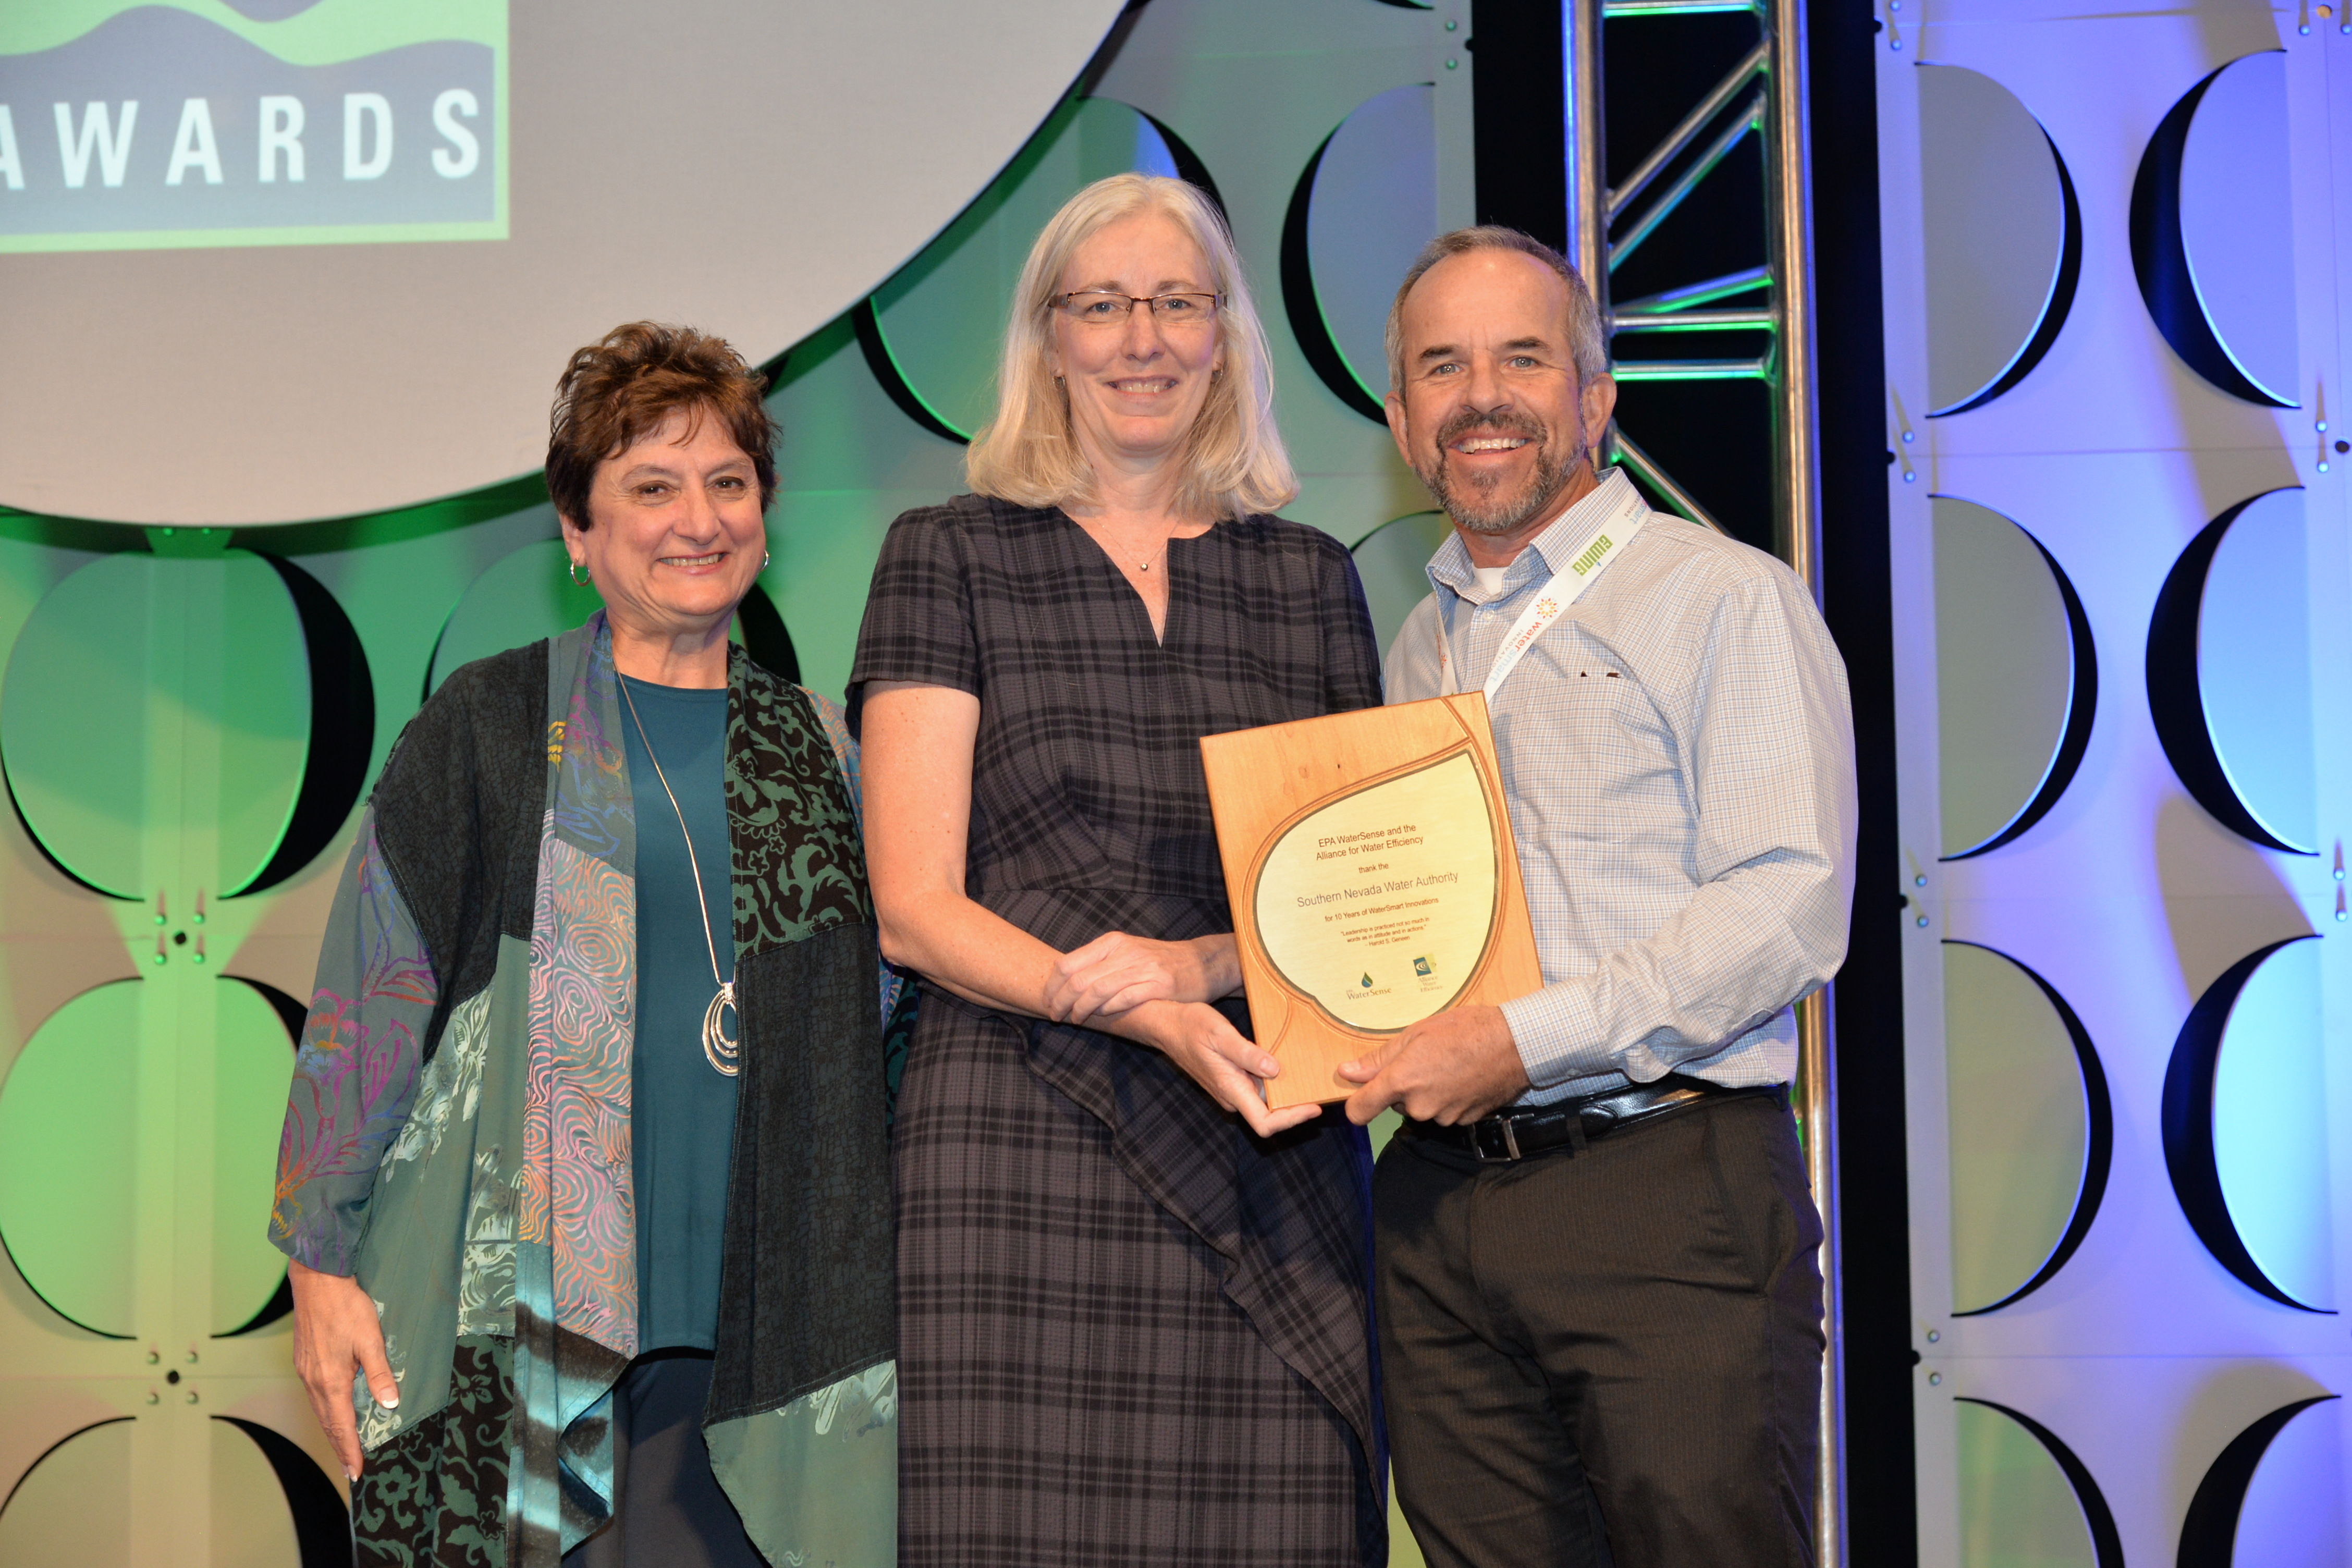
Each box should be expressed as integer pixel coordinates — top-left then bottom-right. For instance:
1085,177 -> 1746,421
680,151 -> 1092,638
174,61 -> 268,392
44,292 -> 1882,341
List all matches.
1044,931 -> 1323,1138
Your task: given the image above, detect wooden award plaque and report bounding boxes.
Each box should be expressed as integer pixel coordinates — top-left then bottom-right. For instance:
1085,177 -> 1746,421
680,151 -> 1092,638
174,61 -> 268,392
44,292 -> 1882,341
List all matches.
1199,693 -> 1542,1109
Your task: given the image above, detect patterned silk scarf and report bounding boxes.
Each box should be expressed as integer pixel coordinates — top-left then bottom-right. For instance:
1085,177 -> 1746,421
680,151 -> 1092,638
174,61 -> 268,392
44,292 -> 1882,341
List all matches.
335,612 -> 899,1565
510,612 -> 641,1557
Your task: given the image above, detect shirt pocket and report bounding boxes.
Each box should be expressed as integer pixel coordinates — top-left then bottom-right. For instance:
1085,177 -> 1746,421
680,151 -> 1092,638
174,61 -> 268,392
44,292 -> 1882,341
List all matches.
1551,660 -> 1687,845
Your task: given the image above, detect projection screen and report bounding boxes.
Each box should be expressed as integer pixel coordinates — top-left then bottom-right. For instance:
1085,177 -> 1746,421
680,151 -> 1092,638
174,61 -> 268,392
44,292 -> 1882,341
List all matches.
0,0 -> 1128,525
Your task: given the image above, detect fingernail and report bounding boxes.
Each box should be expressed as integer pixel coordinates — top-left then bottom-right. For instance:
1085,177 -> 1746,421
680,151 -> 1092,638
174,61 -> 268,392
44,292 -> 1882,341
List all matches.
382,1393 -> 399,1408
1260,1057 -> 1280,1075
345,1469 -> 357,1483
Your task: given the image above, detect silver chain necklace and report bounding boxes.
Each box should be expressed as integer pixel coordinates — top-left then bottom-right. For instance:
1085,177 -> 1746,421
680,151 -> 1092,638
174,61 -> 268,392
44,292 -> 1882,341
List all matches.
617,677 -> 738,1077
1083,519 -> 1170,575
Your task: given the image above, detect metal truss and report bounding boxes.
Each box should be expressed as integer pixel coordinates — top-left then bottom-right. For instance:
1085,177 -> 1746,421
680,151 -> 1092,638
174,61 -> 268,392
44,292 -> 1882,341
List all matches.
1565,0 -> 1821,572
1561,2 -> 1845,1563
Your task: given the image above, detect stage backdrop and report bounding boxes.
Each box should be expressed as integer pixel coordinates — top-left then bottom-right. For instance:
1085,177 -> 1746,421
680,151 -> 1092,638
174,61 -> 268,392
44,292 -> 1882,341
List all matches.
1880,1 -> 2352,1562
0,1 -> 1475,1562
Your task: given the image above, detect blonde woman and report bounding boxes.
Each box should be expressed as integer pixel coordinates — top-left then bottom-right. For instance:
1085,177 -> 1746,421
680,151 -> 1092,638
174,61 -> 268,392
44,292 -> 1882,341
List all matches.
852,175 -> 1386,1564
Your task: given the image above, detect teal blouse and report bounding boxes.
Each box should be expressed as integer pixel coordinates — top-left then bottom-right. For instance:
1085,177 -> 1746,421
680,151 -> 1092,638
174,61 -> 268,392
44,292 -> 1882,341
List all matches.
617,675 -> 738,1353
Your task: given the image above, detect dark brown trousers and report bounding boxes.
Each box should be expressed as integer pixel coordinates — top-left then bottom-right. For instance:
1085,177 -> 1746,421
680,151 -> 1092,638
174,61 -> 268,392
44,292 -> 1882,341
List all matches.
1373,1093 -> 1824,1568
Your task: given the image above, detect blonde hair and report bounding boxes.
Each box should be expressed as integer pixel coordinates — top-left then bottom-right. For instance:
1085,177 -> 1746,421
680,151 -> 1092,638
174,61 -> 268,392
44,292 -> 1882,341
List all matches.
965,174 -> 1297,520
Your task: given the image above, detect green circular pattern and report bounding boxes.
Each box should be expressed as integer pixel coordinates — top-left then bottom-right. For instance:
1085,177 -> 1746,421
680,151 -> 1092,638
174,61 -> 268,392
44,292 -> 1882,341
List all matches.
1931,499 -> 2081,858
0,983 -> 142,1336
427,540 -> 795,695
1,553 -> 310,899
0,1420 -> 133,1566
1943,944 -> 2092,1315
214,979 -> 301,1337
0,977 -> 300,1339
209,1418 -> 303,1566
1954,1401 -> 2100,1568
1302,83 -> 1437,404
869,97 -> 1183,440
427,540 -> 605,696
1350,510 -> 1450,654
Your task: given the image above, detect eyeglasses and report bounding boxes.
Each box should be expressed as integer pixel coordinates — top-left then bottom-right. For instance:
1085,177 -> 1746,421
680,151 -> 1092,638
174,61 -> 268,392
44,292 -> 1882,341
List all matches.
1049,290 -> 1223,329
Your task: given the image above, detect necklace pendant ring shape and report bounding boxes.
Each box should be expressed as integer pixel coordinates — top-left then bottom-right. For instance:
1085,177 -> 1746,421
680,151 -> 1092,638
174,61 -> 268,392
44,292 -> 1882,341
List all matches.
703,981 -> 740,1076
617,676 -> 742,1081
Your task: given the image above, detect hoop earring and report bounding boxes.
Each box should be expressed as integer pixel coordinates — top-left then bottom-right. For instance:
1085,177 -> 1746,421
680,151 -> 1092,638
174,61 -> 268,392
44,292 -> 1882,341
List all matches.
762,549 -> 771,570
569,558 -> 591,587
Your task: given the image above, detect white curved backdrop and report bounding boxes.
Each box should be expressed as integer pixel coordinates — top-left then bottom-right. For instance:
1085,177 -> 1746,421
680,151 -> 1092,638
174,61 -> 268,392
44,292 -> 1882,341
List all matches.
0,0 -> 1129,525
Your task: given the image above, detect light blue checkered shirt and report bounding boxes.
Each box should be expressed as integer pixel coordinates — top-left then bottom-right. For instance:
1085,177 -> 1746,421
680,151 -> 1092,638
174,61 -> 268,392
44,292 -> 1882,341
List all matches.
1383,469 -> 1857,1104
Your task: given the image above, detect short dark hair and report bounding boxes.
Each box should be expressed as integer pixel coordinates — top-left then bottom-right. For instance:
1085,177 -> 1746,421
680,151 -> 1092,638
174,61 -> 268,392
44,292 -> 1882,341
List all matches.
546,322 -> 778,528
1383,226 -> 1608,392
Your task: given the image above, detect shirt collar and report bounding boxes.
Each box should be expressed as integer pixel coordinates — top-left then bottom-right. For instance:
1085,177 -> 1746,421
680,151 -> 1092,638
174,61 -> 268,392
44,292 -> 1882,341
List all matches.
1426,466 -> 1640,604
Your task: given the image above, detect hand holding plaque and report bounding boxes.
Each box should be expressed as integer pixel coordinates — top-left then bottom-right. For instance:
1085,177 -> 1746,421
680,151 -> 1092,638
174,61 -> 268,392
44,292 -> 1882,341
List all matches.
1199,694 -> 1542,1109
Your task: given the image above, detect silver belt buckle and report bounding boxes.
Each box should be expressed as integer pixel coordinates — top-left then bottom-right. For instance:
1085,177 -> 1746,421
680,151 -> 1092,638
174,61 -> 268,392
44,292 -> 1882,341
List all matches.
1474,1115 -> 1526,1162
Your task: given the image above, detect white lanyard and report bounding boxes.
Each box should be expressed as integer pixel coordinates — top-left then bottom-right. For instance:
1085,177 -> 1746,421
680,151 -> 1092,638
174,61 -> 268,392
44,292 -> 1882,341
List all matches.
1439,476 -> 1650,702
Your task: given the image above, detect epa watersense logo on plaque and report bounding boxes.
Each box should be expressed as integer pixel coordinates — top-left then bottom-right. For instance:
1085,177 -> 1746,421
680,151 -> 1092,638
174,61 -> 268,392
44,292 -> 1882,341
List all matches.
0,0 -> 504,253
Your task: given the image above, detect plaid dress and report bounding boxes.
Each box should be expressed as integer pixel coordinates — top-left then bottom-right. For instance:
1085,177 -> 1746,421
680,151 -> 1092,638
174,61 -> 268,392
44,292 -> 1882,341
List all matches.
850,494 -> 1388,1566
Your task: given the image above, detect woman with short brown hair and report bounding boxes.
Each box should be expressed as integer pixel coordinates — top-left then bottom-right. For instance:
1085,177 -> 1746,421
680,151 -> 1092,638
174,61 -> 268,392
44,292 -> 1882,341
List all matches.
272,323 -> 899,1567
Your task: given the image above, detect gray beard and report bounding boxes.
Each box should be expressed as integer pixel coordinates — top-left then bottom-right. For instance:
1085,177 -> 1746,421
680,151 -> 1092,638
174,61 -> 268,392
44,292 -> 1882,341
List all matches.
1418,424 -> 1587,536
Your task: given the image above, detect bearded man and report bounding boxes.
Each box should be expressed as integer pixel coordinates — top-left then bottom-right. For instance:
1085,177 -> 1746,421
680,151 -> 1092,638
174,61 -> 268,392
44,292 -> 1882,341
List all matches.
1338,227 -> 1857,1568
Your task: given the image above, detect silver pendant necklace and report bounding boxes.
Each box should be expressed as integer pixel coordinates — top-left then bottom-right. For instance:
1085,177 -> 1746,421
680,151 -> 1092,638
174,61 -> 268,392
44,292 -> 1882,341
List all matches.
617,677 -> 738,1077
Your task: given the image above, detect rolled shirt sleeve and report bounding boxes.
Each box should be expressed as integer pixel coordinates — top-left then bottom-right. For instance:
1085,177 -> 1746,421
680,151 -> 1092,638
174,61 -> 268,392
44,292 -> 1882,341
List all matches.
267,810 -> 435,1275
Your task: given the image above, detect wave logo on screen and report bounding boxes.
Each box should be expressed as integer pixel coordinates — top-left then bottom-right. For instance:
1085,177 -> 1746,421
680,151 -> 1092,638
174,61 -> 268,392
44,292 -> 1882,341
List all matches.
0,0 -> 504,252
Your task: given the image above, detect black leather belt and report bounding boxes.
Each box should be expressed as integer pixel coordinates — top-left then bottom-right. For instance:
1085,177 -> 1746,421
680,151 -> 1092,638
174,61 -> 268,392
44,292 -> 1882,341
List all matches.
1397,1075 -> 1781,1162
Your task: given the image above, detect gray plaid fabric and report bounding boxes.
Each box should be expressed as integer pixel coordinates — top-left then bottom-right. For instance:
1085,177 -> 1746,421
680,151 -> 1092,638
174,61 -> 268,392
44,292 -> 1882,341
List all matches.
851,494 -> 1386,1566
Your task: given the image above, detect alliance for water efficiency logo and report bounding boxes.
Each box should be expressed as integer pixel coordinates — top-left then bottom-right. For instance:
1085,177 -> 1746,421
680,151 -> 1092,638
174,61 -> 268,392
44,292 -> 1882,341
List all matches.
0,0 -> 505,252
